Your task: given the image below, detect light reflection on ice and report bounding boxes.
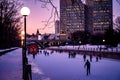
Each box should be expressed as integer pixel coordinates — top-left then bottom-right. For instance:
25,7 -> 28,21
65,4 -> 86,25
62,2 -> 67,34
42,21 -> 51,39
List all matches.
28,57 -> 51,80
30,61 -> 44,74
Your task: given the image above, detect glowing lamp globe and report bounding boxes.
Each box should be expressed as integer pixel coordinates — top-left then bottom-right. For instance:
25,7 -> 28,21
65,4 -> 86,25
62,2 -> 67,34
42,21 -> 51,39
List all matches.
20,7 -> 30,16
21,31 -> 25,35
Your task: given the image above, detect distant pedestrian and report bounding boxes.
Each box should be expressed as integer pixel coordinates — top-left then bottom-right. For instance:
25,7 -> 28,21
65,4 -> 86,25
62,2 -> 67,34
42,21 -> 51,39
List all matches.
90,54 -> 92,62
83,54 -> 86,61
98,54 -> 102,60
84,60 -> 91,75
96,55 -> 98,62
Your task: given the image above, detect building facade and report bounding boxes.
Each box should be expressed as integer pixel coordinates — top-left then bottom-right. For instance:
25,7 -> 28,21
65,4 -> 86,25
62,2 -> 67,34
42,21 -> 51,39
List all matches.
60,0 -> 113,39
60,0 -> 85,39
86,0 -> 113,35
85,0 -> 94,34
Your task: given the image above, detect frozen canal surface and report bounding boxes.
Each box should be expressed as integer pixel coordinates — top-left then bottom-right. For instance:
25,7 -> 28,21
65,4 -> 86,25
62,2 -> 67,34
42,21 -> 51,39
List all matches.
28,50 -> 120,80
0,48 -> 22,80
0,48 -> 120,80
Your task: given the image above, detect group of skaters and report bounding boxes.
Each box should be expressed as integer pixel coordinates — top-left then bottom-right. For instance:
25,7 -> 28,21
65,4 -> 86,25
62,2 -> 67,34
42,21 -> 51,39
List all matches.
37,49 -> 103,76
39,50 -> 54,56
83,53 -> 101,62
83,53 -> 102,76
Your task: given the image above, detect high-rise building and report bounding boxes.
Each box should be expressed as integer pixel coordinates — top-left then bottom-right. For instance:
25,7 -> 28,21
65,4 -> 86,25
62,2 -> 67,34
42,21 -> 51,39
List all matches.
60,0 -> 113,39
60,0 -> 85,39
85,0 -> 93,34
86,0 -> 113,34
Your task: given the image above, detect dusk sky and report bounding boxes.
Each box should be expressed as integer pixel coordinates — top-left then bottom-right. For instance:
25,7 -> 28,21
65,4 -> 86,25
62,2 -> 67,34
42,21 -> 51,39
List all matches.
21,0 -> 120,34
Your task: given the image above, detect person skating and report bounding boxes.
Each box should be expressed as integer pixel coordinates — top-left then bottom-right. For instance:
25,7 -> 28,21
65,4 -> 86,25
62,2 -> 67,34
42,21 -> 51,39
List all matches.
84,59 -> 91,75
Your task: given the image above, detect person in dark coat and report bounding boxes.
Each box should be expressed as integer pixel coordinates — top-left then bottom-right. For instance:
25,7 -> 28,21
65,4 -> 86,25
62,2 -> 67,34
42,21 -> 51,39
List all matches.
90,54 -> 92,62
96,55 -> 99,62
84,59 -> 91,75
83,54 -> 86,61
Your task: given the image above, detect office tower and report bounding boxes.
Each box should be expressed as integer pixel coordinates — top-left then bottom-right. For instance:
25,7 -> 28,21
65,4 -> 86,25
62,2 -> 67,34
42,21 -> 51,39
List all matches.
60,0 -> 85,39
86,0 -> 113,34
85,0 -> 93,34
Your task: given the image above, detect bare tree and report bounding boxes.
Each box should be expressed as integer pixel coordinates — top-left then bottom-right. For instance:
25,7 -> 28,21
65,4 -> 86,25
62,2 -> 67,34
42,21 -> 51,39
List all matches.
0,0 -> 22,48
115,16 -> 120,30
37,0 -> 59,30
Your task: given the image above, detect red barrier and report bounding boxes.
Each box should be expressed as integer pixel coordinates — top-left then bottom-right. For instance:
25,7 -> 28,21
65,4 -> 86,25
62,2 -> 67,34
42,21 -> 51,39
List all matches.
28,44 -> 39,54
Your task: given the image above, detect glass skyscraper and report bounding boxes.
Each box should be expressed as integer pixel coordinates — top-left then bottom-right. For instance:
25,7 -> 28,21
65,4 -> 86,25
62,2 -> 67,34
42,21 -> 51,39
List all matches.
60,0 -> 85,39
86,0 -> 113,34
60,0 -> 113,39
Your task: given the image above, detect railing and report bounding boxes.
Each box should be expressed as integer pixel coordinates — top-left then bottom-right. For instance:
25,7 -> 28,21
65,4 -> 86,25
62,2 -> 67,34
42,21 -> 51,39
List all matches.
49,45 -> 120,53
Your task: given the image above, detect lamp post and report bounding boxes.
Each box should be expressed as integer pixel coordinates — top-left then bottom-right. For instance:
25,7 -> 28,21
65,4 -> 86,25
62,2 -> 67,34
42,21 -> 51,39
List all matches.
21,6 -> 30,53
21,6 -> 30,58
20,7 -> 30,80
103,39 -> 105,43
21,31 -> 25,47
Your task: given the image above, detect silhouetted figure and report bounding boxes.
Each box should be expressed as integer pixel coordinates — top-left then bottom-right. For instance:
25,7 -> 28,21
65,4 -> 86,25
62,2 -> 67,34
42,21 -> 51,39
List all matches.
90,54 -> 92,62
68,53 -> 71,58
72,52 -> 76,58
96,55 -> 98,62
68,52 -> 76,58
98,54 -> 102,60
47,52 -> 49,56
33,54 -> 36,59
39,50 -> 42,53
84,60 -> 91,75
51,50 -> 54,54
83,54 -> 86,61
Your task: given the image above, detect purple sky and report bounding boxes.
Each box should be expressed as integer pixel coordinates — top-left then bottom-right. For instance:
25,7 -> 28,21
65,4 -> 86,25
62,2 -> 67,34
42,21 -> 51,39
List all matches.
21,0 -> 120,34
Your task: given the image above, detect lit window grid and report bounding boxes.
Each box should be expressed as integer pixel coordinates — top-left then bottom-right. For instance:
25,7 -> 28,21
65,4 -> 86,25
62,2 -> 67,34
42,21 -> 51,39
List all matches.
60,4 -> 85,34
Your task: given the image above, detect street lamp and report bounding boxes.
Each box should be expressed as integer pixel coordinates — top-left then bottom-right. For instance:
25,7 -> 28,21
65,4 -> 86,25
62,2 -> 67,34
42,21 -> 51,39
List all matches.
21,7 -> 30,50
20,7 -> 30,80
103,39 -> 105,43
21,6 -> 30,55
21,7 -> 30,16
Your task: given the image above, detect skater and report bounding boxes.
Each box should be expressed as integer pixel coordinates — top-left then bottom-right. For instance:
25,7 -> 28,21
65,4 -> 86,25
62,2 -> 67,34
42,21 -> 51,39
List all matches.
84,60 -> 91,75
96,55 -> 99,62
83,54 -> 86,61
90,54 -> 92,62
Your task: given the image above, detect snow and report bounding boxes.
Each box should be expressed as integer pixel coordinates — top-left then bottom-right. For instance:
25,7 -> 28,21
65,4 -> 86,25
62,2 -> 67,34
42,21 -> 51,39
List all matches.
0,48 -> 22,80
0,47 -> 18,52
49,44 -> 120,53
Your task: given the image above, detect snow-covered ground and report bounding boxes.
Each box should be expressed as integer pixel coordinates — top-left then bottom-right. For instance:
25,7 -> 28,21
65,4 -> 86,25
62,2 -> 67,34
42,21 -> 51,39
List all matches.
0,48 -> 22,80
0,47 -> 18,52
49,44 -> 120,53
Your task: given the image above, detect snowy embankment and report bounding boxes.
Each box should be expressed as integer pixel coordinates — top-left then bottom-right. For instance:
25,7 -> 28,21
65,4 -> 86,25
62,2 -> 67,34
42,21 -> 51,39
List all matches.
0,47 -> 18,52
48,44 -> 120,59
0,47 -> 19,56
49,44 -> 120,53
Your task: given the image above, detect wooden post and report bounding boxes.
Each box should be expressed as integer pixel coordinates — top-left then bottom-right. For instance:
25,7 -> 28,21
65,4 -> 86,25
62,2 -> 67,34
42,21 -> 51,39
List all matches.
25,64 -> 32,80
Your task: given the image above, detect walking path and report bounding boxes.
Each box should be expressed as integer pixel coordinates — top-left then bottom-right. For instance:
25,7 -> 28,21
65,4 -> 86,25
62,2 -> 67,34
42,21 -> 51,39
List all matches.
0,47 -> 19,56
0,47 -> 18,52
0,48 -> 22,80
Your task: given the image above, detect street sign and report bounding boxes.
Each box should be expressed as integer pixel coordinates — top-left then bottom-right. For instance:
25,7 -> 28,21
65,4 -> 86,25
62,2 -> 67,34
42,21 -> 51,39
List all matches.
28,44 -> 39,54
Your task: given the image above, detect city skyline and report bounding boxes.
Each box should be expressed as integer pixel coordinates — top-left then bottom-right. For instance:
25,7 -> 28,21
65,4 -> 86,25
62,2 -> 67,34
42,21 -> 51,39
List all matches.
22,0 -> 120,34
